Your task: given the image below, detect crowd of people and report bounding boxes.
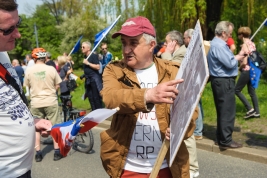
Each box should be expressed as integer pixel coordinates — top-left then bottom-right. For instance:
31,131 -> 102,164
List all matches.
0,0 -> 264,178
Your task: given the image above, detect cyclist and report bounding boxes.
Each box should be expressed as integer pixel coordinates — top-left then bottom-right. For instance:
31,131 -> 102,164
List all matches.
24,48 -> 63,162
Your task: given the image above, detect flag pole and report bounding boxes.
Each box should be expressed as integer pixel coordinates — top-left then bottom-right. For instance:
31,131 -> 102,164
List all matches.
85,15 -> 121,61
250,18 -> 267,41
68,36 -> 83,56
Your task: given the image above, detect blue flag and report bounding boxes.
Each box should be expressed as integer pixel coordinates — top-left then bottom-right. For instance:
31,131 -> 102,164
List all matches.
249,58 -> 262,89
86,15 -> 121,61
69,36 -> 83,55
265,19 -> 267,26
94,26 -> 110,47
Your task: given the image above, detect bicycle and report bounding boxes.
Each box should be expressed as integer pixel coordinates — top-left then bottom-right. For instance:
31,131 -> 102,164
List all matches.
60,95 -> 94,153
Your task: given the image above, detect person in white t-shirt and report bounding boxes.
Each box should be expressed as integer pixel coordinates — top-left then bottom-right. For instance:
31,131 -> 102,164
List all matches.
0,1 -> 52,177
100,16 -> 198,178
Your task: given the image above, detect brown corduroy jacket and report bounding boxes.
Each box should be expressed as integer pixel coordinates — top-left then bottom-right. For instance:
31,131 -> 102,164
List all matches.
100,57 -> 198,178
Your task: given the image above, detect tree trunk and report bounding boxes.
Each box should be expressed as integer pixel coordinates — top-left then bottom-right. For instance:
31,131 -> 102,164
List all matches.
205,0 -> 223,40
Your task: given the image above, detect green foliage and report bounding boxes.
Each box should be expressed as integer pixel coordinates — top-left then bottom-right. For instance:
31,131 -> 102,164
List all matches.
71,69 -> 88,110
221,0 -> 267,53
14,0 -> 267,65
32,4 -> 62,48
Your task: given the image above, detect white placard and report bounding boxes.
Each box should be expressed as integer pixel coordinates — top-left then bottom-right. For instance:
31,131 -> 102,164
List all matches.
169,20 -> 209,166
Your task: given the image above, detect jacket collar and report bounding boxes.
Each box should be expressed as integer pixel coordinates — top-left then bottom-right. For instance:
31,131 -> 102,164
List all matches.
120,57 -> 176,85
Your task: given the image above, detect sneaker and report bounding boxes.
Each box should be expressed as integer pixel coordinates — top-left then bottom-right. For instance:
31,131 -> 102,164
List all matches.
244,109 -> 256,119
253,113 -> 260,118
53,153 -> 63,161
194,135 -> 203,140
35,154 -> 43,162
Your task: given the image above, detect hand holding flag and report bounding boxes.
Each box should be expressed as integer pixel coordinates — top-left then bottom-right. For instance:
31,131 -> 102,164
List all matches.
50,107 -> 119,156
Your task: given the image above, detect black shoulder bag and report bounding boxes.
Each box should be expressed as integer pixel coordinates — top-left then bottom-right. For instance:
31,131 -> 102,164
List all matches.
249,51 -> 267,72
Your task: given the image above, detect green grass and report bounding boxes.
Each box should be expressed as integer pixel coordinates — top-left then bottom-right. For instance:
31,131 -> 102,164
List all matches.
70,69 -> 90,110
202,75 -> 267,126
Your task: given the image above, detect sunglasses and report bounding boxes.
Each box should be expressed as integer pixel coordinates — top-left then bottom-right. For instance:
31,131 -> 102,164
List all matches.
0,16 -> 21,36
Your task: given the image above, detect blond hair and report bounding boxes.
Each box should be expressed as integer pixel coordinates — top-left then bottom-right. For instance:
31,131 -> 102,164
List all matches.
57,55 -> 67,67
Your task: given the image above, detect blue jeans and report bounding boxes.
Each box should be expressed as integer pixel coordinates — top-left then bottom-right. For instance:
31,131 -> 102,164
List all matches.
194,99 -> 204,136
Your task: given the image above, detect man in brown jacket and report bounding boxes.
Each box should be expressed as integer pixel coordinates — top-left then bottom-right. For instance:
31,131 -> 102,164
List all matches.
100,16 -> 197,178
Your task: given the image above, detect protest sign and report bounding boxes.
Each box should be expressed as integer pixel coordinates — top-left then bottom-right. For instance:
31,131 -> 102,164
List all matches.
169,20 -> 210,165
149,20 -> 209,178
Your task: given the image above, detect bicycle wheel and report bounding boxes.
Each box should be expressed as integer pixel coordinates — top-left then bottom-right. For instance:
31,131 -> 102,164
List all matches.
73,129 -> 94,153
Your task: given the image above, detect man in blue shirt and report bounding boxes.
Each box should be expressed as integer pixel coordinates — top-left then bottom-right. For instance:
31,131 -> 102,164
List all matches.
207,21 -> 246,149
100,42 -> 112,74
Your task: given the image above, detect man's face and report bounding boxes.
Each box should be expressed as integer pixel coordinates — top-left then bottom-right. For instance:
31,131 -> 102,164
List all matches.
101,44 -> 108,55
81,43 -> 90,55
12,60 -> 16,67
0,10 -> 21,52
164,34 -> 172,46
222,25 -> 233,42
183,32 -> 190,47
121,34 -> 155,69
26,55 -> 31,61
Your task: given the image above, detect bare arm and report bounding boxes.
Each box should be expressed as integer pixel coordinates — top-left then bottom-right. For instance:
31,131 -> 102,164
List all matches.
63,68 -> 73,81
229,44 -> 236,53
83,59 -> 100,70
55,84 -> 60,91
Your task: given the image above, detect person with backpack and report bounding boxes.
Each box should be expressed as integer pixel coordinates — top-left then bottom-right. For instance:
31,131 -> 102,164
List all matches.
235,26 -> 260,119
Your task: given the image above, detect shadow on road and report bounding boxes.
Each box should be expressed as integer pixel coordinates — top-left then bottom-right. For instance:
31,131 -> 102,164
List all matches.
203,123 -> 267,150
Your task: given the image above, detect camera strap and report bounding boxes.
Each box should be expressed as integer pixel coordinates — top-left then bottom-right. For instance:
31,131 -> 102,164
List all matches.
0,63 -> 28,106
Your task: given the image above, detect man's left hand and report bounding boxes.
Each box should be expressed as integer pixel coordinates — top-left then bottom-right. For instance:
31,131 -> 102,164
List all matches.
165,128 -> 170,140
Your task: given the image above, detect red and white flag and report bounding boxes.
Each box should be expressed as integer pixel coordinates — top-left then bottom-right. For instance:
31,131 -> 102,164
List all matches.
50,108 -> 119,156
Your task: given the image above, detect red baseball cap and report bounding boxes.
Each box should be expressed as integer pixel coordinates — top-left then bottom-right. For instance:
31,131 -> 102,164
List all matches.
112,16 -> 156,38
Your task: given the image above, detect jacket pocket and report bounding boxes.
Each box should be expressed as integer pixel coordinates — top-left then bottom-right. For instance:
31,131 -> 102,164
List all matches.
100,130 -> 123,177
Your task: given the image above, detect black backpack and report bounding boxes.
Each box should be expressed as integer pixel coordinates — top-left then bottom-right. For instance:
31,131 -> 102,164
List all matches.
249,51 -> 267,72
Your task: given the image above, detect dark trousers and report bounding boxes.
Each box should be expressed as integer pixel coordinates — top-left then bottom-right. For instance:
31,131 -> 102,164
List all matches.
235,70 -> 259,114
17,170 -> 31,178
85,80 -> 102,111
210,77 -> 236,145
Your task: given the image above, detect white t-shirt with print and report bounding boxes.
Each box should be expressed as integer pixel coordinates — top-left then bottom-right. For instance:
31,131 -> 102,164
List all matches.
0,52 -> 35,178
124,63 -> 168,173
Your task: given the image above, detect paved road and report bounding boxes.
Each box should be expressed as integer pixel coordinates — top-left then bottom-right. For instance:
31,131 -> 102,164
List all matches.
32,127 -> 267,178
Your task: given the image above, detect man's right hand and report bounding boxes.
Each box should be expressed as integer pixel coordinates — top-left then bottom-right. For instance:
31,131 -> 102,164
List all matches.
35,119 -> 52,137
145,79 -> 184,104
